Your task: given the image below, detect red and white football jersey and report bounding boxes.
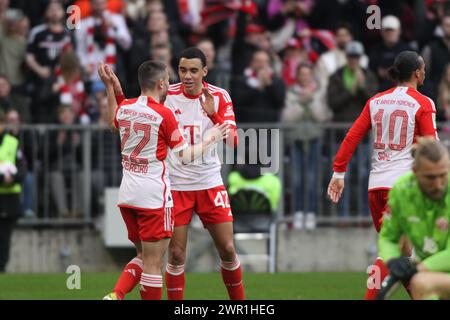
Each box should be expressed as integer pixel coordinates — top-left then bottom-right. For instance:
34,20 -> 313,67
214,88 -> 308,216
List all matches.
114,95 -> 187,209
333,86 -> 438,190
164,82 -> 237,191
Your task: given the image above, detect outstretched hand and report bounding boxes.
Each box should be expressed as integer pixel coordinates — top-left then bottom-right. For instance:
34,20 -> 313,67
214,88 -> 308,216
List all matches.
97,63 -> 124,96
327,177 -> 345,203
205,123 -> 230,144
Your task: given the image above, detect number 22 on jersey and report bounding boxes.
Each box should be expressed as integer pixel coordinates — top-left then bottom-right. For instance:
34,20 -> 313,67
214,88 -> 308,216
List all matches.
118,119 -> 151,164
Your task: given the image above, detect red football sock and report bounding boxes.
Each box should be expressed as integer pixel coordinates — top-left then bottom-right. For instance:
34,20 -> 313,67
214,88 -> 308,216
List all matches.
165,264 -> 185,300
365,257 -> 389,300
139,273 -> 163,300
113,257 -> 143,300
221,257 -> 245,300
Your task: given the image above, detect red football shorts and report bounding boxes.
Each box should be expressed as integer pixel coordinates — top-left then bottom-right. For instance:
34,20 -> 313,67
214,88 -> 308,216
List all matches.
368,189 -> 390,233
119,206 -> 174,243
172,185 -> 234,227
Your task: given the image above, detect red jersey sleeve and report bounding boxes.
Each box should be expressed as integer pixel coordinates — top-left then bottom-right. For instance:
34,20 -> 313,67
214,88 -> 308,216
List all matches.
116,94 -> 125,105
333,102 -> 372,172
113,94 -> 126,129
211,91 -> 236,127
415,97 -> 439,140
162,109 -> 187,152
113,103 -> 121,129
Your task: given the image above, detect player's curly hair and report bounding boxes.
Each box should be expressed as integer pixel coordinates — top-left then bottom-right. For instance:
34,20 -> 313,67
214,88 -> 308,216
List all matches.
179,47 -> 207,67
412,137 -> 449,168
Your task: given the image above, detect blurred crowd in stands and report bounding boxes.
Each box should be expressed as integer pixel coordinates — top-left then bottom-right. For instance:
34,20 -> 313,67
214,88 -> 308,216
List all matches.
3,0 -> 450,125
2,0 -> 450,223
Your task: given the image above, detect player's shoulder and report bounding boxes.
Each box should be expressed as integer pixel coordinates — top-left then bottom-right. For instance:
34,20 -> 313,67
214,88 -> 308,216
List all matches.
149,101 -> 177,120
405,88 -> 436,112
369,87 -> 397,102
119,97 -> 139,108
206,83 -> 232,104
365,88 -> 397,110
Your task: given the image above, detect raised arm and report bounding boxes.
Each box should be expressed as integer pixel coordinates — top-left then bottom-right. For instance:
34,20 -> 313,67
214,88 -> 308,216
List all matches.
98,63 -> 119,132
109,67 -> 125,105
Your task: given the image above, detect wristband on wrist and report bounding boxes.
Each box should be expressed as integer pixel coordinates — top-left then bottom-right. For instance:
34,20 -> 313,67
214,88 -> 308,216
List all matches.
332,172 -> 345,179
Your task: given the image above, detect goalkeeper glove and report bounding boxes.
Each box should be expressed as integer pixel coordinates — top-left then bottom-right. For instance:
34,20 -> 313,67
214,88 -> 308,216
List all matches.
386,257 -> 418,282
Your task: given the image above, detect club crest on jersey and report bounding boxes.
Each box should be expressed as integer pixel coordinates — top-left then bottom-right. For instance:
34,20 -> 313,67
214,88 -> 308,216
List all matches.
174,109 -> 182,115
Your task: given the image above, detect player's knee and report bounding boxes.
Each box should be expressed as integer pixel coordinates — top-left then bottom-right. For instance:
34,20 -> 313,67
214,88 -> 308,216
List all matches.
410,273 -> 432,299
142,254 -> 164,270
219,242 -> 236,261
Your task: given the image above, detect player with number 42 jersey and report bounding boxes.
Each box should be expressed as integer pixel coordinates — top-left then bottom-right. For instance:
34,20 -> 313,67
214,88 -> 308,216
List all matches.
327,51 -> 438,300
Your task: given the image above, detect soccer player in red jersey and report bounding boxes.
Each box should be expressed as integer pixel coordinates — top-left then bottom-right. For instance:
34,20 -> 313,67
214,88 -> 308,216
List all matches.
98,62 -> 228,300
163,48 -> 242,300
327,51 -> 439,299
112,47 -> 243,300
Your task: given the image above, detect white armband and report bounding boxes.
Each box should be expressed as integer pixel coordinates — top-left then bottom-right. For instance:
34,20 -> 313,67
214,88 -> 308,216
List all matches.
332,172 -> 345,179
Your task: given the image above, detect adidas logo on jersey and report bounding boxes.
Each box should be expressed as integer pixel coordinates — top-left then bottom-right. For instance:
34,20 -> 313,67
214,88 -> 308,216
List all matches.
174,109 -> 182,115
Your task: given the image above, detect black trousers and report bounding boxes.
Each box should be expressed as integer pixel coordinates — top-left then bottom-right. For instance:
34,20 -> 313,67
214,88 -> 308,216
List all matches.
0,219 -> 15,272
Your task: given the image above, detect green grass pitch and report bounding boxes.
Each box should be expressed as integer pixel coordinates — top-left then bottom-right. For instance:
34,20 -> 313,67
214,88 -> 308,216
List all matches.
0,272 -> 410,300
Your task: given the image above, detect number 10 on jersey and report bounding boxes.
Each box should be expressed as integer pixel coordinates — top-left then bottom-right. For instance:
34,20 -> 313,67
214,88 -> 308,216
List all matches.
373,109 -> 409,151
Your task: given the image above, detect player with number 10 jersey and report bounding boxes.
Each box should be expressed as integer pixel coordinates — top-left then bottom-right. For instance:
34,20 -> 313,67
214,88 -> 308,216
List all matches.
328,51 -> 438,231
327,51 -> 438,300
